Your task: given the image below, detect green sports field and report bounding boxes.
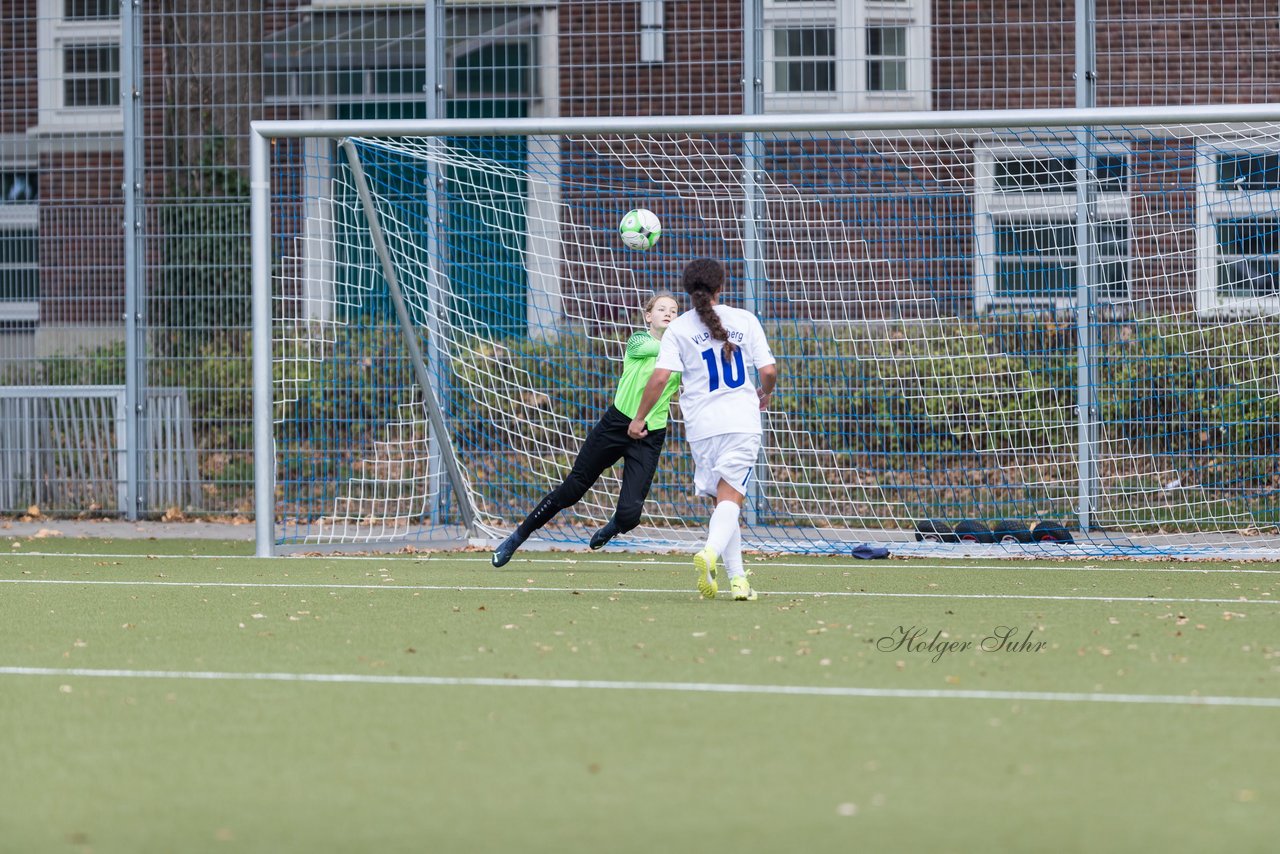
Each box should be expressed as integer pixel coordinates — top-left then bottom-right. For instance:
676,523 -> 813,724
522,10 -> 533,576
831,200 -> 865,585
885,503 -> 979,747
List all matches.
2,537 -> 1277,853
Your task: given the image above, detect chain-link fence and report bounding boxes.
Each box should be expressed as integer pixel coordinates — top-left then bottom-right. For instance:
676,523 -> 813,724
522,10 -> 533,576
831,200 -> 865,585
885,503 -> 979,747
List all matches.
3,0 -> 1279,518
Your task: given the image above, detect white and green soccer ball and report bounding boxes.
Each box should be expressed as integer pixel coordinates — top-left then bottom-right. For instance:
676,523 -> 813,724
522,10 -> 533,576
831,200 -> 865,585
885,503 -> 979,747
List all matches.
619,208 -> 661,250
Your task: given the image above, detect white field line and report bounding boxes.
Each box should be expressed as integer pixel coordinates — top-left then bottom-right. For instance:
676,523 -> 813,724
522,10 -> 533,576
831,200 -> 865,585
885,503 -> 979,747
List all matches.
2,665 -> 1277,709
0,577 -> 1275,606
9,551 -> 1280,574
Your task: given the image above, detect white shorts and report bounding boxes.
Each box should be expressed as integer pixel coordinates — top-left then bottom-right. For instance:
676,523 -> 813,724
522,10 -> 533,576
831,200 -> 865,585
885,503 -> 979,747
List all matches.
689,433 -> 762,499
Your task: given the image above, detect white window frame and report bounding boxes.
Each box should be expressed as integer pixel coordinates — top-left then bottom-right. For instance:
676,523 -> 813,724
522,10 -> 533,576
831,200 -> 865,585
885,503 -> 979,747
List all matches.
763,0 -> 929,113
1195,139 -> 1280,316
34,0 -> 123,135
974,142 -> 1132,314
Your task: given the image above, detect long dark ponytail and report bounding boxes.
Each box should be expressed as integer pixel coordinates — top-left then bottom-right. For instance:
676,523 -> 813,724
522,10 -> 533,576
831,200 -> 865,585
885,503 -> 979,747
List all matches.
681,258 -> 736,362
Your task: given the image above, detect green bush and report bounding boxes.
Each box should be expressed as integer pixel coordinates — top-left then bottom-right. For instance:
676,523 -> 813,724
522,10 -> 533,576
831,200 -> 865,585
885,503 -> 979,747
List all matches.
37,340 -> 128,386
28,315 -> 1280,523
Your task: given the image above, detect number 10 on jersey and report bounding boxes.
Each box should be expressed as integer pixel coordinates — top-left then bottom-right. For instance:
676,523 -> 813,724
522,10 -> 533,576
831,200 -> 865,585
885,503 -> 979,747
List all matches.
700,347 -> 746,391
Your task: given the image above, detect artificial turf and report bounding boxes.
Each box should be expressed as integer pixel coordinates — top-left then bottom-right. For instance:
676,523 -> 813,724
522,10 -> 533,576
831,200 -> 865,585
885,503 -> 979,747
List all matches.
1,540 -> 1277,853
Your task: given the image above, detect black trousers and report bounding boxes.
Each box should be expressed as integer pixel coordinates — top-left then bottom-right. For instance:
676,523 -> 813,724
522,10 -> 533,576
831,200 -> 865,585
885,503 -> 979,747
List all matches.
517,406 -> 666,538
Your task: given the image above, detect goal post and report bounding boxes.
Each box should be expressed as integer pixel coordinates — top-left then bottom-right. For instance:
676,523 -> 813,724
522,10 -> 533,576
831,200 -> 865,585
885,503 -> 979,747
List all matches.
251,105 -> 1280,559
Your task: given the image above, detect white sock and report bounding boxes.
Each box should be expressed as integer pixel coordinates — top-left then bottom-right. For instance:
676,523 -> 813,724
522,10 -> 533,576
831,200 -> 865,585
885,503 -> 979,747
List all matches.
704,501 -> 741,558
722,524 -> 745,580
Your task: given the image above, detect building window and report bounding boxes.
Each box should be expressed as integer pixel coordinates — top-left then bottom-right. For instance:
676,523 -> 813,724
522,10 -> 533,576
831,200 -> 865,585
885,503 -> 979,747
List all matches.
0,169 -> 39,326
772,27 -> 836,93
63,43 -> 121,107
35,0 -> 123,133
990,218 -> 1129,302
866,25 -> 906,92
764,0 -> 929,112
0,229 -> 40,322
65,0 -> 117,20
1214,218 -> 1280,298
3,172 -> 38,204
1197,146 -> 1280,313
976,145 -> 1132,312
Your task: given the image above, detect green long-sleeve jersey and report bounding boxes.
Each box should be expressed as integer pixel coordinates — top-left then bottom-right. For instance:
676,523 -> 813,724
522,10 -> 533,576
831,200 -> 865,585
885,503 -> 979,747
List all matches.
613,331 -> 681,431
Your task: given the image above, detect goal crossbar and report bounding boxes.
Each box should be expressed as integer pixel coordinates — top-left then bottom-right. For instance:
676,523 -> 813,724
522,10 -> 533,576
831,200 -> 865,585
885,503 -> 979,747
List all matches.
251,103 -> 1280,140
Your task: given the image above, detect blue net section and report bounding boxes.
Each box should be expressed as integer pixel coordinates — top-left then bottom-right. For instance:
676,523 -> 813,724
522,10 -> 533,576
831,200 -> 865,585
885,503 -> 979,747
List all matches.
270,124 -> 1280,558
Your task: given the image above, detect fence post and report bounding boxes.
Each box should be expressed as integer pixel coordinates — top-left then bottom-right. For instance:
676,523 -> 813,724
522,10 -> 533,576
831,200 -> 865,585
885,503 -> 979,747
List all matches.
1074,0 -> 1100,533
741,1 -> 764,317
422,0 -> 449,527
121,0 -> 146,520
741,0 -> 766,528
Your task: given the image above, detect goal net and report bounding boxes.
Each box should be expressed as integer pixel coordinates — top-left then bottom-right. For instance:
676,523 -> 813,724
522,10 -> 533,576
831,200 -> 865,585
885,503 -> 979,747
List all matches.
253,109 -> 1280,558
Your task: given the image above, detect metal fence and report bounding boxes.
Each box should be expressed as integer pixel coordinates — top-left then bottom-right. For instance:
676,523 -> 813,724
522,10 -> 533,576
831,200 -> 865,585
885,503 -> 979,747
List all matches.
0,384 -> 197,511
2,0 -> 1280,518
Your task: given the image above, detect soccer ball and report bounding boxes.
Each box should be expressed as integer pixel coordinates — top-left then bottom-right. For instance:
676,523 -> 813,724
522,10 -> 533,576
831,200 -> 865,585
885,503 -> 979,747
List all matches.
619,208 -> 661,250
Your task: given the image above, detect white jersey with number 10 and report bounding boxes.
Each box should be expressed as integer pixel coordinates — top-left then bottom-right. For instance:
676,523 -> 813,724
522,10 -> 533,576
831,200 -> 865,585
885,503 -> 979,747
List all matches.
654,304 -> 776,441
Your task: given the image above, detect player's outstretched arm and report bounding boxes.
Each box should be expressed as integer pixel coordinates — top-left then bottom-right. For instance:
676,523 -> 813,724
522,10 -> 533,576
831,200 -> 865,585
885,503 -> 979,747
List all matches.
628,368 -> 674,438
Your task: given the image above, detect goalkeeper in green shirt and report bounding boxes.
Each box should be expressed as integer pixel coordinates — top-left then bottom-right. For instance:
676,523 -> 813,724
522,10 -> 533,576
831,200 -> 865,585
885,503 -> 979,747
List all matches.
492,293 -> 682,567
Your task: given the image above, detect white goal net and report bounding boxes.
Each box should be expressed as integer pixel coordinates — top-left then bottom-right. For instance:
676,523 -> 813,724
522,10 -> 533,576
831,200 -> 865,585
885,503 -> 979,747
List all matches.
253,108 -> 1280,558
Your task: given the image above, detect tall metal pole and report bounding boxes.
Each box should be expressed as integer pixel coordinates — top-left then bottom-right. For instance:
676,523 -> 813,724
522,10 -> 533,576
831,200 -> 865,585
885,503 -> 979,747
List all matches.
1074,0 -> 1099,533
422,0 -> 449,526
251,130 -> 275,557
742,0 -> 765,528
120,0 -> 144,520
742,0 -> 764,317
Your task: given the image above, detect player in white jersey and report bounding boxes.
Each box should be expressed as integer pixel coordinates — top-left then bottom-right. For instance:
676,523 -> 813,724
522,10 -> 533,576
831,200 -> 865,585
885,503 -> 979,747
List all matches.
628,258 -> 778,601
